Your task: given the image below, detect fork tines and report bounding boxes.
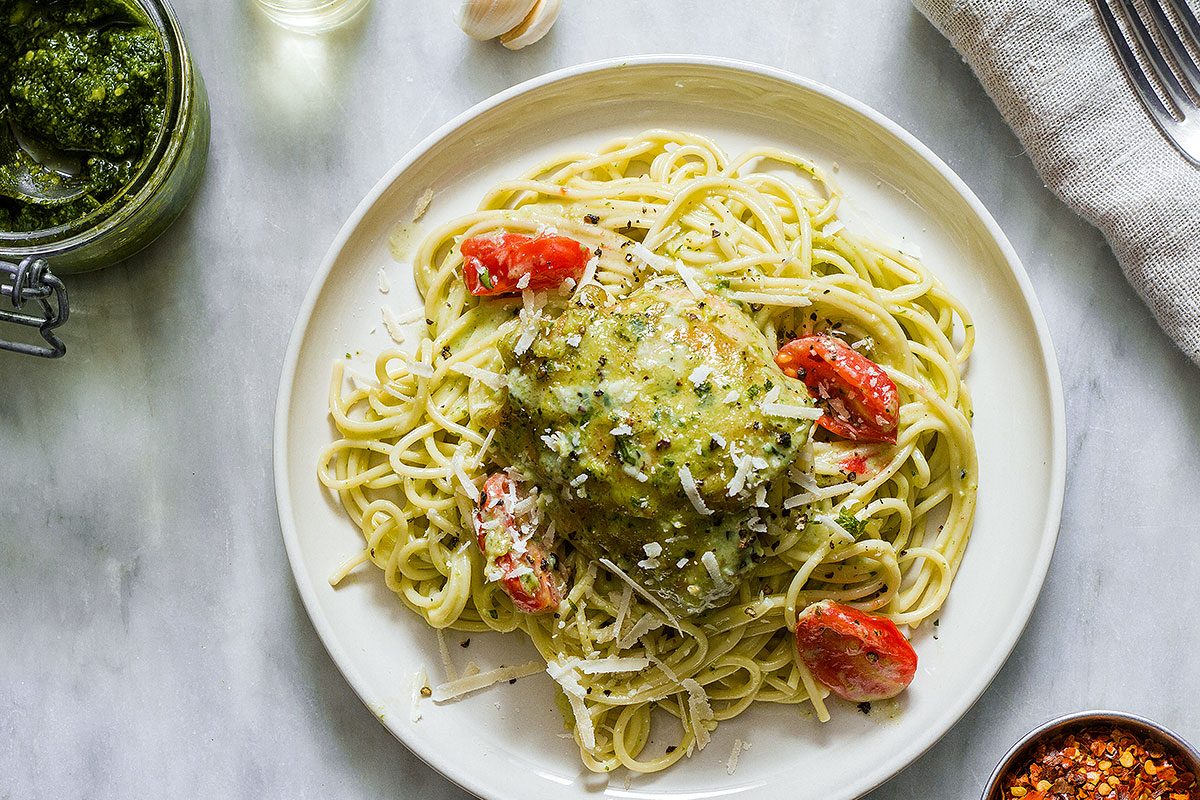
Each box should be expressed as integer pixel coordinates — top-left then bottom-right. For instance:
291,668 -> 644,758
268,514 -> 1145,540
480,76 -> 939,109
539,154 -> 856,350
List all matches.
1094,0 -> 1200,165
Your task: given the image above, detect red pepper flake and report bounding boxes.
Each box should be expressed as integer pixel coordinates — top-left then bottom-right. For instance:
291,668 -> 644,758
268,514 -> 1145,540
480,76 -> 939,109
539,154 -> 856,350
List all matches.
998,726 -> 1197,800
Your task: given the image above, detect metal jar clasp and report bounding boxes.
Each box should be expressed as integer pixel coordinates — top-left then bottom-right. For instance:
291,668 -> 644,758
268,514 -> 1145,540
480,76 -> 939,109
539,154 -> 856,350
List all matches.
0,256 -> 69,358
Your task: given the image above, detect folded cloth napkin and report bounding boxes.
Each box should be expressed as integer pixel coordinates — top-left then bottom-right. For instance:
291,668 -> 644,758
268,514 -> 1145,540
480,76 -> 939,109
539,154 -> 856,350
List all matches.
914,0 -> 1200,365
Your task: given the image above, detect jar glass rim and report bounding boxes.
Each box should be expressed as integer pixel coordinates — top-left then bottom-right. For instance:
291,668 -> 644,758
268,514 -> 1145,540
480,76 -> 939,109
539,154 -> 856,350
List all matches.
0,0 -> 193,257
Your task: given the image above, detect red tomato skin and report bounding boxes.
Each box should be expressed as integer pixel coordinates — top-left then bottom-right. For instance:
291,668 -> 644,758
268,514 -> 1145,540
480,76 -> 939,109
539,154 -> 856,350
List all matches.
793,600 -> 917,702
461,233 -> 590,296
474,473 -> 561,614
775,334 -> 899,444
839,454 -> 869,476
493,549 -> 559,614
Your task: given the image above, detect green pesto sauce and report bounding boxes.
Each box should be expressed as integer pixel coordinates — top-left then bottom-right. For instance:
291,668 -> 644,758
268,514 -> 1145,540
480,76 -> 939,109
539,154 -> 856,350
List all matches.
495,280 -> 816,617
0,0 -> 167,231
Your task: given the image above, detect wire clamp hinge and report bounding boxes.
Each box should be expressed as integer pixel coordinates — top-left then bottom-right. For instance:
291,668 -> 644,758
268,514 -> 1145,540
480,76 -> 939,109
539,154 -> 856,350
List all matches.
0,256 -> 69,358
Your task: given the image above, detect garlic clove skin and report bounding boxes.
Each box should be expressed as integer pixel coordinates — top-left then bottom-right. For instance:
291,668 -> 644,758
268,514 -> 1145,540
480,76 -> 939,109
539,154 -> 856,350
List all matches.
456,0 -> 538,41
499,0 -> 561,50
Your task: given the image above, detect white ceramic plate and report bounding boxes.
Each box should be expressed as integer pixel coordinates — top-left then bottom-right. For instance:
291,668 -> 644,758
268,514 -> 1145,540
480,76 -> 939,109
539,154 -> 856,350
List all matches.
274,57 -> 1065,800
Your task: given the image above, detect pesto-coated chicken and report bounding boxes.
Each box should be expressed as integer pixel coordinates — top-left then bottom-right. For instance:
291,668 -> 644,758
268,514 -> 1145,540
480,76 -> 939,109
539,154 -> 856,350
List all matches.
494,279 -> 815,617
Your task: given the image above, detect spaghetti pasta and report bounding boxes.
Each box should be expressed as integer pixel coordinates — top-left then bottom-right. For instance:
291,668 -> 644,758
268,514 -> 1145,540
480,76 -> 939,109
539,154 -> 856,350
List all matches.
318,130 -> 977,774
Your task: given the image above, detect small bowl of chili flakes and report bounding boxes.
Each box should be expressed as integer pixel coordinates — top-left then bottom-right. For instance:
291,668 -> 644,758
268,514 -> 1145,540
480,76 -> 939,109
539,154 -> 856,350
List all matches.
983,711 -> 1200,800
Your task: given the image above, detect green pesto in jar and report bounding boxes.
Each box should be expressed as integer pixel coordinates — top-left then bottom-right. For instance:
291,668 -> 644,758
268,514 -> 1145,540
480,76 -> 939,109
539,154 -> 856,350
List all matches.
0,0 -> 167,231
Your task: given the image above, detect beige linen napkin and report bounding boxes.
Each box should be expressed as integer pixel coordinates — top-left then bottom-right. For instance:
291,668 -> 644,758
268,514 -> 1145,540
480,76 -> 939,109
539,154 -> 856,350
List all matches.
913,0 -> 1200,365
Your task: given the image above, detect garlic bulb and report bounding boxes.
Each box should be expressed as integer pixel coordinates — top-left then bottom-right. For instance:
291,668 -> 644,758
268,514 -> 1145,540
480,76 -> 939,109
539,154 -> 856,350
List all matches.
455,0 -> 538,41
499,0 -> 561,50
455,0 -> 560,49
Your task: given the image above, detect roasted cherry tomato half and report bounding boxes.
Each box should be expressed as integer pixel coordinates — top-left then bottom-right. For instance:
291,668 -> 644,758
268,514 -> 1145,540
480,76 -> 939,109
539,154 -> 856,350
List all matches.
461,232 -> 590,296
473,473 -> 561,613
793,600 -> 917,702
775,334 -> 899,443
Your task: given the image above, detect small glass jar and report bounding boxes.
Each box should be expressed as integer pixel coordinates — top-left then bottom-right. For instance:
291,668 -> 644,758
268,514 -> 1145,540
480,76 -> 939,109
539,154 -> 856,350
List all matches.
0,0 -> 211,275
255,0 -> 371,34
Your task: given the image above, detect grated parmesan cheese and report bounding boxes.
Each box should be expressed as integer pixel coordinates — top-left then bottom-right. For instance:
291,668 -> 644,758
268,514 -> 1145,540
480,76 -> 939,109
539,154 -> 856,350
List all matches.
821,220 -> 845,238
630,242 -> 673,272
612,585 -> 632,643
410,667 -> 428,723
598,558 -> 681,629
850,336 -> 875,351
725,290 -> 811,307
395,307 -> 425,325
792,470 -> 822,492
610,423 -> 633,436
540,431 -> 567,455
513,326 -> 536,356
682,678 -> 714,751
622,464 -> 649,482
578,254 -> 600,287
679,465 -> 712,515
436,629 -> 457,681
545,660 -> 596,750
412,187 -> 434,222
784,493 -> 816,509
726,449 -> 755,497
378,268 -> 391,294
474,427 -> 496,467
700,551 -> 724,587
727,738 -> 745,775
450,445 -> 480,502
515,272 -> 531,290
784,471 -> 856,507
565,333 -> 582,347
451,443 -> 480,501
674,260 -> 705,297
637,541 -> 663,570
760,384 -> 823,420
432,660 -> 543,702
381,306 -> 407,344
723,389 -> 740,404
576,657 -> 650,674
344,366 -> 377,392
764,402 -> 824,420
617,616 -> 663,650
408,359 -> 434,379
450,362 -> 507,390
647,648 -> 679,682
754,485 -> 768,508
688,365 -> 714,387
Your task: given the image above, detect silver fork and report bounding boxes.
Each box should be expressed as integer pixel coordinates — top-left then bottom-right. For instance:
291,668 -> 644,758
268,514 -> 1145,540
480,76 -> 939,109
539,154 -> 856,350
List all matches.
1093,0 -> 1200,166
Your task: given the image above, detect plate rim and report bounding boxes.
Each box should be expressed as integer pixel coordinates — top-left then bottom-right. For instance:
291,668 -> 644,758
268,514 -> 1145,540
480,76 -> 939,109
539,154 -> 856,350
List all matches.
273,54 -> 1067,800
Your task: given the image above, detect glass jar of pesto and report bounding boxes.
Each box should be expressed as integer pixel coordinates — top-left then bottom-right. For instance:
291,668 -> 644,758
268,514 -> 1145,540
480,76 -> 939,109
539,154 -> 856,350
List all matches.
0,0 -> 210,357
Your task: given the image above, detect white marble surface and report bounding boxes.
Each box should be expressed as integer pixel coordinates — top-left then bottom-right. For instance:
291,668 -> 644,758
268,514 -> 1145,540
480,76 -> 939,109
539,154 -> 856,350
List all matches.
2,1 -> 1198,798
